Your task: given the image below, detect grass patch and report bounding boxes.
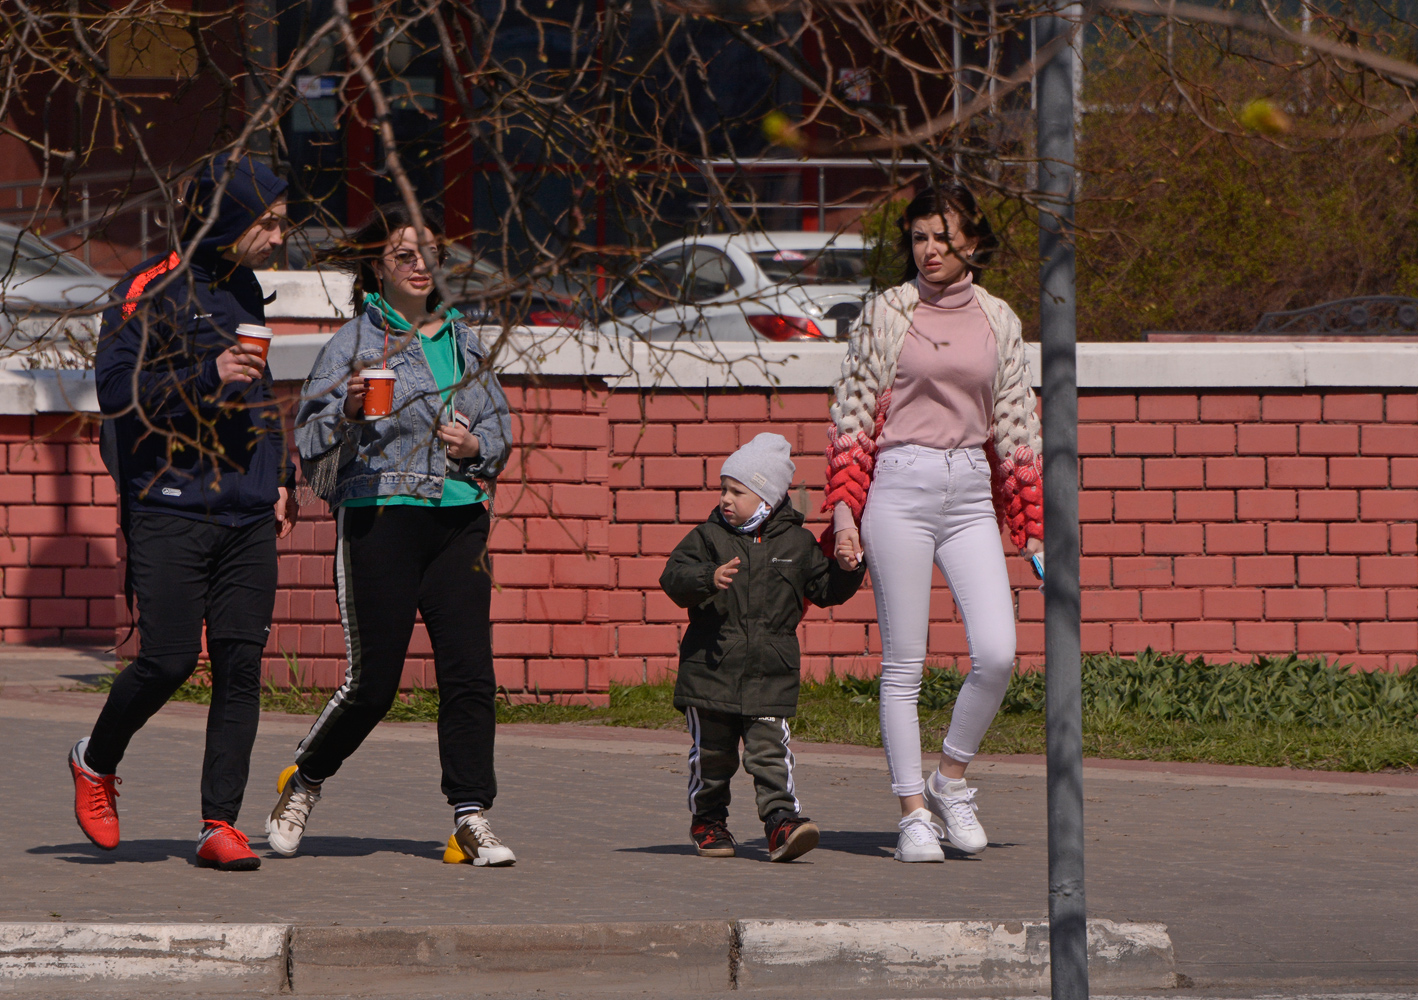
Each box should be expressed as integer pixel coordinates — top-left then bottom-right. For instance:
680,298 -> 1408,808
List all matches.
79,651 -> 1418,773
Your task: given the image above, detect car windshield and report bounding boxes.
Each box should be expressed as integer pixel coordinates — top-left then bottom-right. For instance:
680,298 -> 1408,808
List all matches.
749,248 -> 868,286
0,228 -> 93,280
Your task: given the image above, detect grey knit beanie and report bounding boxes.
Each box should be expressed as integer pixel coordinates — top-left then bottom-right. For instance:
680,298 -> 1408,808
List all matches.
720,433 -> 795,508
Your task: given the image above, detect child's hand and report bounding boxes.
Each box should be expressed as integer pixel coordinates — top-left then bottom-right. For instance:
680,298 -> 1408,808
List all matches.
713,557 -> 741,590
835,527 -> 864,571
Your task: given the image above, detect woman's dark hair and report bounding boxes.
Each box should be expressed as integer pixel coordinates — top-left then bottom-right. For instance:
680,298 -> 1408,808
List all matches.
319,202 -> 446,314
896,185 -> 998,283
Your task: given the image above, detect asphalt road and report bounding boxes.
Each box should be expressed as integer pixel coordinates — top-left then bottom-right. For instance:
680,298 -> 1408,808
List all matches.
3,649 -> 1417,995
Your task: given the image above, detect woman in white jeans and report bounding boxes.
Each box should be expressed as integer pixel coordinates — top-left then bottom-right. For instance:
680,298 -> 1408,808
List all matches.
824,185 -> 1044,862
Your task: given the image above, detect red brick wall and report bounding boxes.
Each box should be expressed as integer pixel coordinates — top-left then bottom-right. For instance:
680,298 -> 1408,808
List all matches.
1077,391 -> 1416,671
6,384 -> 1413,694
258,383 -> 1416,700
0,414 -> 117,644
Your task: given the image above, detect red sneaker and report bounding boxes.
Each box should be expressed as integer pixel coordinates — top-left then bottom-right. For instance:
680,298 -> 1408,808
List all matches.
196,820 -> 261,871
69,739 -> 120,850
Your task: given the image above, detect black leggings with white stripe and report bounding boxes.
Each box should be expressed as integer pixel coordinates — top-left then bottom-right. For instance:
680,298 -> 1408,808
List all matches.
294,503 -> 497,808
685,706 -> 800,825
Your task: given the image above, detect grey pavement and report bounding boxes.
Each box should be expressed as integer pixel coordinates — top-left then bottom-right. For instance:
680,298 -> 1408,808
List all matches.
2,648 -> 1417,994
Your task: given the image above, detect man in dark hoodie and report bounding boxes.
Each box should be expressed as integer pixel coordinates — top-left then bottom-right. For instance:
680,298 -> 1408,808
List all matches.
70,153 -> 297,872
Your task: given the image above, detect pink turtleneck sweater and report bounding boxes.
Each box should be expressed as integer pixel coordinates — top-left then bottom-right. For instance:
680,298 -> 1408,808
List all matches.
833,273 -> 996,533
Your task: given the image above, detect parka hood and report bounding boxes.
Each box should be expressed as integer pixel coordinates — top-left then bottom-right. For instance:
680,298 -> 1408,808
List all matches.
181,153 -> 288,254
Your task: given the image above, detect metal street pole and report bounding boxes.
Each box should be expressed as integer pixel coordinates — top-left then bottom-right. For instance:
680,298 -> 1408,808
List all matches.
1036,2 -> 1088,999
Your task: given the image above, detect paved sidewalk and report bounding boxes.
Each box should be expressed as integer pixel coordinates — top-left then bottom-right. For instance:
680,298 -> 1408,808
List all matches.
2,648 -> 1416,990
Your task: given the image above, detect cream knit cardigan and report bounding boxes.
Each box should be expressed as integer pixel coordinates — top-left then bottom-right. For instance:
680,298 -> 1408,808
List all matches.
825,279 -> 1044,548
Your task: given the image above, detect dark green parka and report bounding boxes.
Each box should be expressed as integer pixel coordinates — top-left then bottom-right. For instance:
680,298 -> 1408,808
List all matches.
660,503 -> 866,718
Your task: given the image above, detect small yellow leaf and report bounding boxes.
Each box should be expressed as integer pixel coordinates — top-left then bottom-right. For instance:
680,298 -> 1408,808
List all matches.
1239,99 -> 1291,135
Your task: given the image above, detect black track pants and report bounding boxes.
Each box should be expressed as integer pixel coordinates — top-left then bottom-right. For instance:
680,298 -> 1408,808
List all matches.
86,513 -> 277,823
294,503 -> 498,808
684,706 -> 801,823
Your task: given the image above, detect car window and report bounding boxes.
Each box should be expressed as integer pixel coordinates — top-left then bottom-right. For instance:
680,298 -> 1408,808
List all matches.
682,246 -> 742,303
0,229 -> 92,280
609,252 -> 685,317
749,248 -> 867,286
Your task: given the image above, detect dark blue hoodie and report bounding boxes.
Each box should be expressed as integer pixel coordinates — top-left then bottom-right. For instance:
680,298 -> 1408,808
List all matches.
97,153 -> 293,527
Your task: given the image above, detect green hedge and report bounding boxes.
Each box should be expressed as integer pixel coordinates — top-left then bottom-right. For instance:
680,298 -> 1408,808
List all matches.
824,651 -> 1418,729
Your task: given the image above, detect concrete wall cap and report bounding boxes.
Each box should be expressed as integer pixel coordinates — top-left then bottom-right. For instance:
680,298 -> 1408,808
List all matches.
261,330 -> 1418,390
258,271 -> 354,321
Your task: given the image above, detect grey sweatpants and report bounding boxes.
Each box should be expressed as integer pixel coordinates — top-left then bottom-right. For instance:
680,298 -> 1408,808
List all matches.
685,706 -> 800,823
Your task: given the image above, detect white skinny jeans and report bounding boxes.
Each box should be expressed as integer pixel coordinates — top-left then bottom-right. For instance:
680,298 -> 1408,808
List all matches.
861,445 -> 1017,797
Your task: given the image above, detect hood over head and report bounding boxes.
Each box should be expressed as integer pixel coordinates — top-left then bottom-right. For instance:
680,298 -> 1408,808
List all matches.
181,153 -> 288,254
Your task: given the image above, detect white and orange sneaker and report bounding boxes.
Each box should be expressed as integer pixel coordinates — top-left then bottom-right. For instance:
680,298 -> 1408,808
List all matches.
443,811 -> 516,867
266,765 -> 321,857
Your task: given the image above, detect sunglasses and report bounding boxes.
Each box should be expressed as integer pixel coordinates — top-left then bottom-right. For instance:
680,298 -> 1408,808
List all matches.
387,248 -> 448,272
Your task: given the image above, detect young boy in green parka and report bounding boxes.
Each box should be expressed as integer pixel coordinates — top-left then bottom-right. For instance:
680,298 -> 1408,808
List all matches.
660,433 -> 866,862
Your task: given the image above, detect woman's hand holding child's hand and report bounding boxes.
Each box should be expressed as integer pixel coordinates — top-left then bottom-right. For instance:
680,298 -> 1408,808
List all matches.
713,557 -> 741,590
835,527 -> 864,571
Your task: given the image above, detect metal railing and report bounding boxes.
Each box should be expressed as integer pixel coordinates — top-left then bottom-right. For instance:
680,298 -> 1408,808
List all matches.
0,171 -> 180,265
694,158 -> 936,231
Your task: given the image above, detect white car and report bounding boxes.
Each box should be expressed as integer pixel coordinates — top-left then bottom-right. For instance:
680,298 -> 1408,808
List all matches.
597,232 -> 870,342
0,225 -> 111,367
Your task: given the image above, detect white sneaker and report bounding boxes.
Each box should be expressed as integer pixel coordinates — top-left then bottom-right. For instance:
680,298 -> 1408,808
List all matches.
444,811 -> 516,867
894,808 -> 946,863
923,775 -> 988,854
266,765 -> 321,857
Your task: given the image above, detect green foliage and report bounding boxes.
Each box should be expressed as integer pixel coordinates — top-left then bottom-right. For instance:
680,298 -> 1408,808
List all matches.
822,650 -> 1418,729
978,32 -> 1418,339
78,652 -> 1418,771
859,195 -> 910,291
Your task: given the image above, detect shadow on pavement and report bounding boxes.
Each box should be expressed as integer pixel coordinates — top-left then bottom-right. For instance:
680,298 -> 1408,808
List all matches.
29,839 -> 194,864
816,830 -> 897,857
270,836 -> 444,860
615,842 -> 787,862
30,836 -> 445,864
615,843 -> 713,856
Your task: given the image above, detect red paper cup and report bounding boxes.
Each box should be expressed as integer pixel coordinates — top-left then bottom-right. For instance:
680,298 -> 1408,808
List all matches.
234,324 -> 273,363
362,369 -> 396,417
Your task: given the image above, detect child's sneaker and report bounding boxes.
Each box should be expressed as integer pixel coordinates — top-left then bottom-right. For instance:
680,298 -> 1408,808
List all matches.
895,807 -> 945,863
195,820 -> 261,871
69,738 -> 120,851
266,765 -> 321,857
443,810 -> 516,867
690,817 -> 736,857
765,813 -> 819,863
923,773 -> 988,854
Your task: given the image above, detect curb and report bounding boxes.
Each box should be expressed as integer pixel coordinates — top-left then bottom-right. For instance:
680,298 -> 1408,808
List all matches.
0,923 -> 287,987
0,918 -> 1175,992
289,921 -> 732,994
735,918 -> 1176,991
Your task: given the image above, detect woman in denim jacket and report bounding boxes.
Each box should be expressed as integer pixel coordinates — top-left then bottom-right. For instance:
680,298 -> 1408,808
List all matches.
264,203 -> 518,869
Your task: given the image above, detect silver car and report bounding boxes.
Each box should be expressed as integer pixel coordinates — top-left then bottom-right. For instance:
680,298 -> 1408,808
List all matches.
0,225 -> 110,367
598,232 -> 869,342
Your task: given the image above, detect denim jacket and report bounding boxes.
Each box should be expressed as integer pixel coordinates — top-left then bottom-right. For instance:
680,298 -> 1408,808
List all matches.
295,307 -> 512,507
